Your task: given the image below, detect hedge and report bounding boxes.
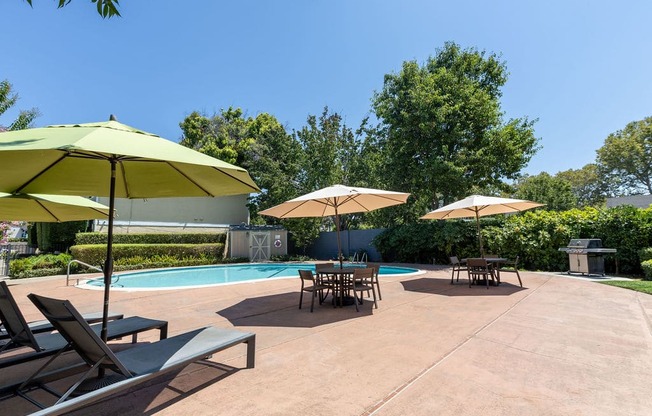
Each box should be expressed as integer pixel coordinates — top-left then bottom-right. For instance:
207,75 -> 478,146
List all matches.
69,243 -> 224,267
75,232 -> 226,245
9,253 -> 74,278
374,206 -> 652,276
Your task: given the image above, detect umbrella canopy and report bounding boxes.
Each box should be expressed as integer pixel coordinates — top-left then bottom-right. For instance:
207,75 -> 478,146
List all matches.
0,118 -> 259,346
420,194 -> 544,256
259,184 -> 410,267
0,193 -> 110,222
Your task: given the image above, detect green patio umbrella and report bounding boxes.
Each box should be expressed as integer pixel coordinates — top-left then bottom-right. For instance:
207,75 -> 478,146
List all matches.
0,117 -> 259,346
0,192 -> 109,222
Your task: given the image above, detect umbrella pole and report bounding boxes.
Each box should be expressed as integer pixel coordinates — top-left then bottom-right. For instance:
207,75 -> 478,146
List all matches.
335,209 -> 343,268
100,160 -> 116,344
475,210 -> 484,257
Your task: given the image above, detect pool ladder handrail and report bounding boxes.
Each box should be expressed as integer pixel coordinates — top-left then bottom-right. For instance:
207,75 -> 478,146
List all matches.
351,251 -> 367,264
66,260 -> 121,287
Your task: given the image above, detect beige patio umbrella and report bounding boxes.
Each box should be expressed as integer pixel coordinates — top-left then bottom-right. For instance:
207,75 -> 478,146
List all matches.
420,194 -> 544,257
0,193 -> 109,222
259,184 -> 410,267
0,117 -> 259,349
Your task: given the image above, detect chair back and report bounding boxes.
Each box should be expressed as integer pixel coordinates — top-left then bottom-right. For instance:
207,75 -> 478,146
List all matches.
352,267 -> 374,283
299,269 -> 316,283
0,281 -> 41,351
467,258 -> 489,270
450,256 -> 461,265
27,293 -> 132,377
315,263 -> 334,272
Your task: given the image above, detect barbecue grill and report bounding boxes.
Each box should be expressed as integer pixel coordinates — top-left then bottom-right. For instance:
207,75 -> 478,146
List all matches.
558,239 -> 616,276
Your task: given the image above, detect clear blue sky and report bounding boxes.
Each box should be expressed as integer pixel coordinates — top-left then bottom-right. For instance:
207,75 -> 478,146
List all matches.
1,1 -> 651,176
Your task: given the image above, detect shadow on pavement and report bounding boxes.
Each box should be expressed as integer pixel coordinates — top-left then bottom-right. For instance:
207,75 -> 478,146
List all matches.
401,277 -> 526,296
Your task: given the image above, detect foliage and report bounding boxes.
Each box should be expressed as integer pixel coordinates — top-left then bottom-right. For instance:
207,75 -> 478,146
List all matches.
0,79 -> 39,130
373,220 -> 482,264
639,248 -> 652,262
641,260 -> 652,281
24,0 -> 121,18
270,254 -> 313,262
9,253 -> 72,278
371,42 -> 539,221
111,254 -> 218,272
600,280 -> 652,294
556,164 -> 607,207
75,232 -> 226,245
70,243 -> 224,267
36,221 -> 88,252
374,206 -> 652,276
513,172 -> 577,211
596,116 -> 652,195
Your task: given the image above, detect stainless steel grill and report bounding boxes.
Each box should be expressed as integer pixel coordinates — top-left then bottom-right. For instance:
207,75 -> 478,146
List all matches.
558,239 -> 616,276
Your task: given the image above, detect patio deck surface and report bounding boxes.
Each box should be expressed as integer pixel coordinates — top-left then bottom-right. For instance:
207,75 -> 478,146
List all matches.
2,264 -> 652,415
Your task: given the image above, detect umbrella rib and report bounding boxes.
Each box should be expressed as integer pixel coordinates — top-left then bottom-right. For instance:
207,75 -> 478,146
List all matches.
118,161 -> 130,198
211,166 -> 260,194
35,200 -> 60,222
15,153 -> 68,194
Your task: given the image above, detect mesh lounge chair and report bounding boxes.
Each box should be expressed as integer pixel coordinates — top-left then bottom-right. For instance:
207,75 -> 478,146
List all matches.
0,282 -> 168,369
19,293 -> 255,414
0,281 -> 124,342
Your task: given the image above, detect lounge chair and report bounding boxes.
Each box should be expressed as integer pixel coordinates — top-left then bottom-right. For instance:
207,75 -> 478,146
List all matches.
0,282 -> 168,369
0,281 -> 124,342
19,293 -> 255,415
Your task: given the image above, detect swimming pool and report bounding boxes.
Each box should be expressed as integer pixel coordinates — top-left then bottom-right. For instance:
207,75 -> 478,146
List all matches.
80,263 -> 421,291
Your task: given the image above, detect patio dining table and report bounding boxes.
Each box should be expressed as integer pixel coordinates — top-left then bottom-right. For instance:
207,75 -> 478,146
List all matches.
462,257 -> 508,285
316,266 -> 358,307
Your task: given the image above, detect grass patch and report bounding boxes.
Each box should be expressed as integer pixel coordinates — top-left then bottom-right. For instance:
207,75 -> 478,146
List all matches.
600,280 -> 652,295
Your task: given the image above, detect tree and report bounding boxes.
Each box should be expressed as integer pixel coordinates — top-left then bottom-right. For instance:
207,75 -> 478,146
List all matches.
556,164 -> 608,207
513,172 -> 577,211
0,80 -> 39,131
372,42 -> 539,221
596,116 -> 652,195
24,0 -> 121,18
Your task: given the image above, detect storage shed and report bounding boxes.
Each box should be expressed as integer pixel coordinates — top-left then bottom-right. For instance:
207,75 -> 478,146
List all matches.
228,225 -> 287,262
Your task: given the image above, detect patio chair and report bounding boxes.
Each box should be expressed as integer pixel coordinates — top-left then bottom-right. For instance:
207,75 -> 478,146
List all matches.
499,256 -> 523,287
467,258 -> 494,289
0,281 -> 124,342
314,262 -> 335,301
350,267 -> 377,312
0,282 -> 168,369
17,293 -> 255,414
449,256 -> 468,284
298,270 -> 330,312
366,263 -> 382,300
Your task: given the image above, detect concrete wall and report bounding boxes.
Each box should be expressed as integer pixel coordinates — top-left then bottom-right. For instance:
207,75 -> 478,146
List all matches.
95,195 -> 250,233
307,229 -> 385,261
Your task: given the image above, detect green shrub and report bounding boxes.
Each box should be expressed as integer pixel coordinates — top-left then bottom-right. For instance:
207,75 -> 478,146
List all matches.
642,260 -> 652,281
639,248 -> 652,262
9,253 -> 74,278
75,232 -> 226,245
70,243 -> 224,267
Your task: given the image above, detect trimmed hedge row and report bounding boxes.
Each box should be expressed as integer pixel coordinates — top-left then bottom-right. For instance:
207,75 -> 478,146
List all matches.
75,232 -> 226,245
374,206 -> 652,276
70,243 -> 224,267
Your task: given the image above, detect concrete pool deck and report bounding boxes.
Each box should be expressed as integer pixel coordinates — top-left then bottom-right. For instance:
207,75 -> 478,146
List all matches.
2,264 -> 652,415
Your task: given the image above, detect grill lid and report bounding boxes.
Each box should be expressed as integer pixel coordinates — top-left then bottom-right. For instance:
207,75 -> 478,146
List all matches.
567,239 -> 603,248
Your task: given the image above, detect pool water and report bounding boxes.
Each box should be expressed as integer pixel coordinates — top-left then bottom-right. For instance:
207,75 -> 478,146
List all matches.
81,263 -> 420,291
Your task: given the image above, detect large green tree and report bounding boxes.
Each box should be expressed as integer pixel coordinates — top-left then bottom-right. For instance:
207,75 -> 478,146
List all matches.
596,116 -> 652,195
0,80 -> 39,131
24,0 -> 120,18
556,164 -> 608,207
513,172 -> 577,211
371,42 -> 539,220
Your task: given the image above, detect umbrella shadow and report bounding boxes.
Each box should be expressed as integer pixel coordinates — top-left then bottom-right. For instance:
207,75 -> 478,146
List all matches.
216,292 -> 373,328
401,277 -> 526,297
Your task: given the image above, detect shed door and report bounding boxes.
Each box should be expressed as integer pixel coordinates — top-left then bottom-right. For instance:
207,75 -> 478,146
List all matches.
250,232 -> 270,262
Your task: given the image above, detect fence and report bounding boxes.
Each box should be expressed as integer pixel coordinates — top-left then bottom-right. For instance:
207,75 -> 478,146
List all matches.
0,243 -> 36,276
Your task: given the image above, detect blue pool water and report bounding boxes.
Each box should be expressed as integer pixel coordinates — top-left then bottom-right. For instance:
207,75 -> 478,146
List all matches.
82,263 -> 420,291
